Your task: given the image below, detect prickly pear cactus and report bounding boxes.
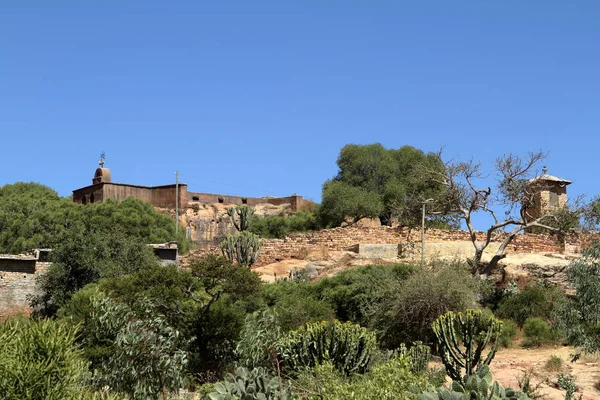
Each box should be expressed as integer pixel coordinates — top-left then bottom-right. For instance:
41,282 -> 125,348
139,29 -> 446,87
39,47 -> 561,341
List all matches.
209,367 -> 290,400
418,367 -> 531,400
432,309 -> 502,383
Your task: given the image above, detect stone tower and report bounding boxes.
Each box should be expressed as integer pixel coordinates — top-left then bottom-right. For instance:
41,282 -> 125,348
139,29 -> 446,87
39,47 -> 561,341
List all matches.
524,166 -> 571,223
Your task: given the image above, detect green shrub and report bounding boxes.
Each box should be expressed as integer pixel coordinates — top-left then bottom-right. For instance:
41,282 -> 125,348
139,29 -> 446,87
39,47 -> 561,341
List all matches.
522,317 -> 553,347
261,281 -> 335,332
497,281 -> 564,327
278,320 -> 378,376
544,355 -> 563,373
236,309 -> 282,370
0,317 -> 88,400
553,244 -> 600,355
374,262 -> 480,348
314,263 -> 414,327
293,357 -> 430,400
249,212 -> 319,239
499,319 -> 519,348
516,367 -> 545,400
86,297 -> 188,399
557,373 -> 581,400
31,229 -> 159,316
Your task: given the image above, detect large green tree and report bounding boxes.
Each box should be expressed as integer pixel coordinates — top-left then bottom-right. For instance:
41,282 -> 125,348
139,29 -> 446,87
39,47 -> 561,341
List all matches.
31,229 -> 159,316
319,144 -> 449,227
0,182 -> 188,254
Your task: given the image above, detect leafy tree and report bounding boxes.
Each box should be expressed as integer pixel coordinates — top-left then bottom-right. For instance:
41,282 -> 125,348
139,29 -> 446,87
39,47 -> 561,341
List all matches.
319,144 -> 448,227
86,297 -> 188,399
424,152 -> 582,275
0,182 -> 80,253
0,183 -> 189,254
582,195 -> 600,230
31,229 -> 159,316
90,255 -> 263,377
80,198 -> 190,253
554,244 -> 600,356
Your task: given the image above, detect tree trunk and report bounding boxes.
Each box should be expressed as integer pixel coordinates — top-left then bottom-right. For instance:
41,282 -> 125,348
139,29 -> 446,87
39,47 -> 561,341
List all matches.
481,230 -> 519,276
379,213 -> 393,227
471,246 -> 484,275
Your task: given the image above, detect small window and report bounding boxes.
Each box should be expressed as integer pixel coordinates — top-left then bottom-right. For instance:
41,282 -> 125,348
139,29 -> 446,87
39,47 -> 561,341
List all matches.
82,196 -> 87,205
90,193 -> 95,203
218,197 -> 224,204
242,198 -> 248,204
192,196 -> 199,201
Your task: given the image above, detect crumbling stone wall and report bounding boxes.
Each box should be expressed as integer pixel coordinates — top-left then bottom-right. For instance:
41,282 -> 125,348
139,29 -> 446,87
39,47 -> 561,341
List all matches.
0,261 -> 49,318
184,226 -> 599,267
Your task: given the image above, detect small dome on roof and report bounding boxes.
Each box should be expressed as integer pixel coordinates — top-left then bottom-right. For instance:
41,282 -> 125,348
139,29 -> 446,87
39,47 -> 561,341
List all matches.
93,168 -> 111,184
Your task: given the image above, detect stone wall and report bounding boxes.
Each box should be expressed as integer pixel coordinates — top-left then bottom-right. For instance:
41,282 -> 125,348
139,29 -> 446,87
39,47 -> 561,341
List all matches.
187,192 -> 307,212
0,260 -> 50,318
186,226 -> 600,267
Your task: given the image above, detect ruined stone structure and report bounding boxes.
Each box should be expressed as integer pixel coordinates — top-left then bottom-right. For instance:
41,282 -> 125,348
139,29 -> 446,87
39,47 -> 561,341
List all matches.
73,166 -> 307,212
184,225 -> 598,268
0,244 -> 178,317
0,253 -> 51,318
525,167 -> 572,223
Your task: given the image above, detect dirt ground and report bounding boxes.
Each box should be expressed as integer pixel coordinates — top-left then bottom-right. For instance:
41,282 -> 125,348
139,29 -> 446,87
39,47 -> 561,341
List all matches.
429,345 -> 600,399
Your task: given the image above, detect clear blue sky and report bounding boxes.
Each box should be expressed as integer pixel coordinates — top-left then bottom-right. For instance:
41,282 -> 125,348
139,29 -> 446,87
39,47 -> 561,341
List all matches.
1,1 -> 599,209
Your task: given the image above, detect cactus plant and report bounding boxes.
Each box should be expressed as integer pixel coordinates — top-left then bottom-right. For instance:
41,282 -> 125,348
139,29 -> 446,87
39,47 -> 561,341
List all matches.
398,341 -> 431,374
219,231 -> 262,267
209,367 -> 290,400
228,205 -> 255,232
432,309 -> 502,383
277,320 -> 377,376
418,366 -> 531,400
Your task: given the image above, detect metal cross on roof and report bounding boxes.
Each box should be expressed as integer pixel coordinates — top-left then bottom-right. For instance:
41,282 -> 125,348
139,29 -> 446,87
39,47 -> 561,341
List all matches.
98,152 -> 106,168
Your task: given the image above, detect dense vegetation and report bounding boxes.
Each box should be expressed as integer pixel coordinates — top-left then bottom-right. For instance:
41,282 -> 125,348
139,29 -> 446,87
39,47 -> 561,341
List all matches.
2,146 -> 599,399
0,182 -> 188,254
319,144 -> 457,228
6,246 -> 588,398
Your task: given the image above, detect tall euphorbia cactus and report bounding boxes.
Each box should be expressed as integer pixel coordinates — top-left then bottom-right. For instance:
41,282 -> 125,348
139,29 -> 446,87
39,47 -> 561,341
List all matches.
227,205 -> 255,232
432,309 -> 502,383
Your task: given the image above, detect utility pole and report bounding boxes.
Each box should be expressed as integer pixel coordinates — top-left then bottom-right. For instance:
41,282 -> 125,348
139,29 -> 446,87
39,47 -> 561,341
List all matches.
421,198 -> 434,267
175,171 -> 179,235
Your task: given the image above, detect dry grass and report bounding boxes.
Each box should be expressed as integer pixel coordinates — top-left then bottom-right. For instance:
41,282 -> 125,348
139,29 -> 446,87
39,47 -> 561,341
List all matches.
544,355 -> 564,373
